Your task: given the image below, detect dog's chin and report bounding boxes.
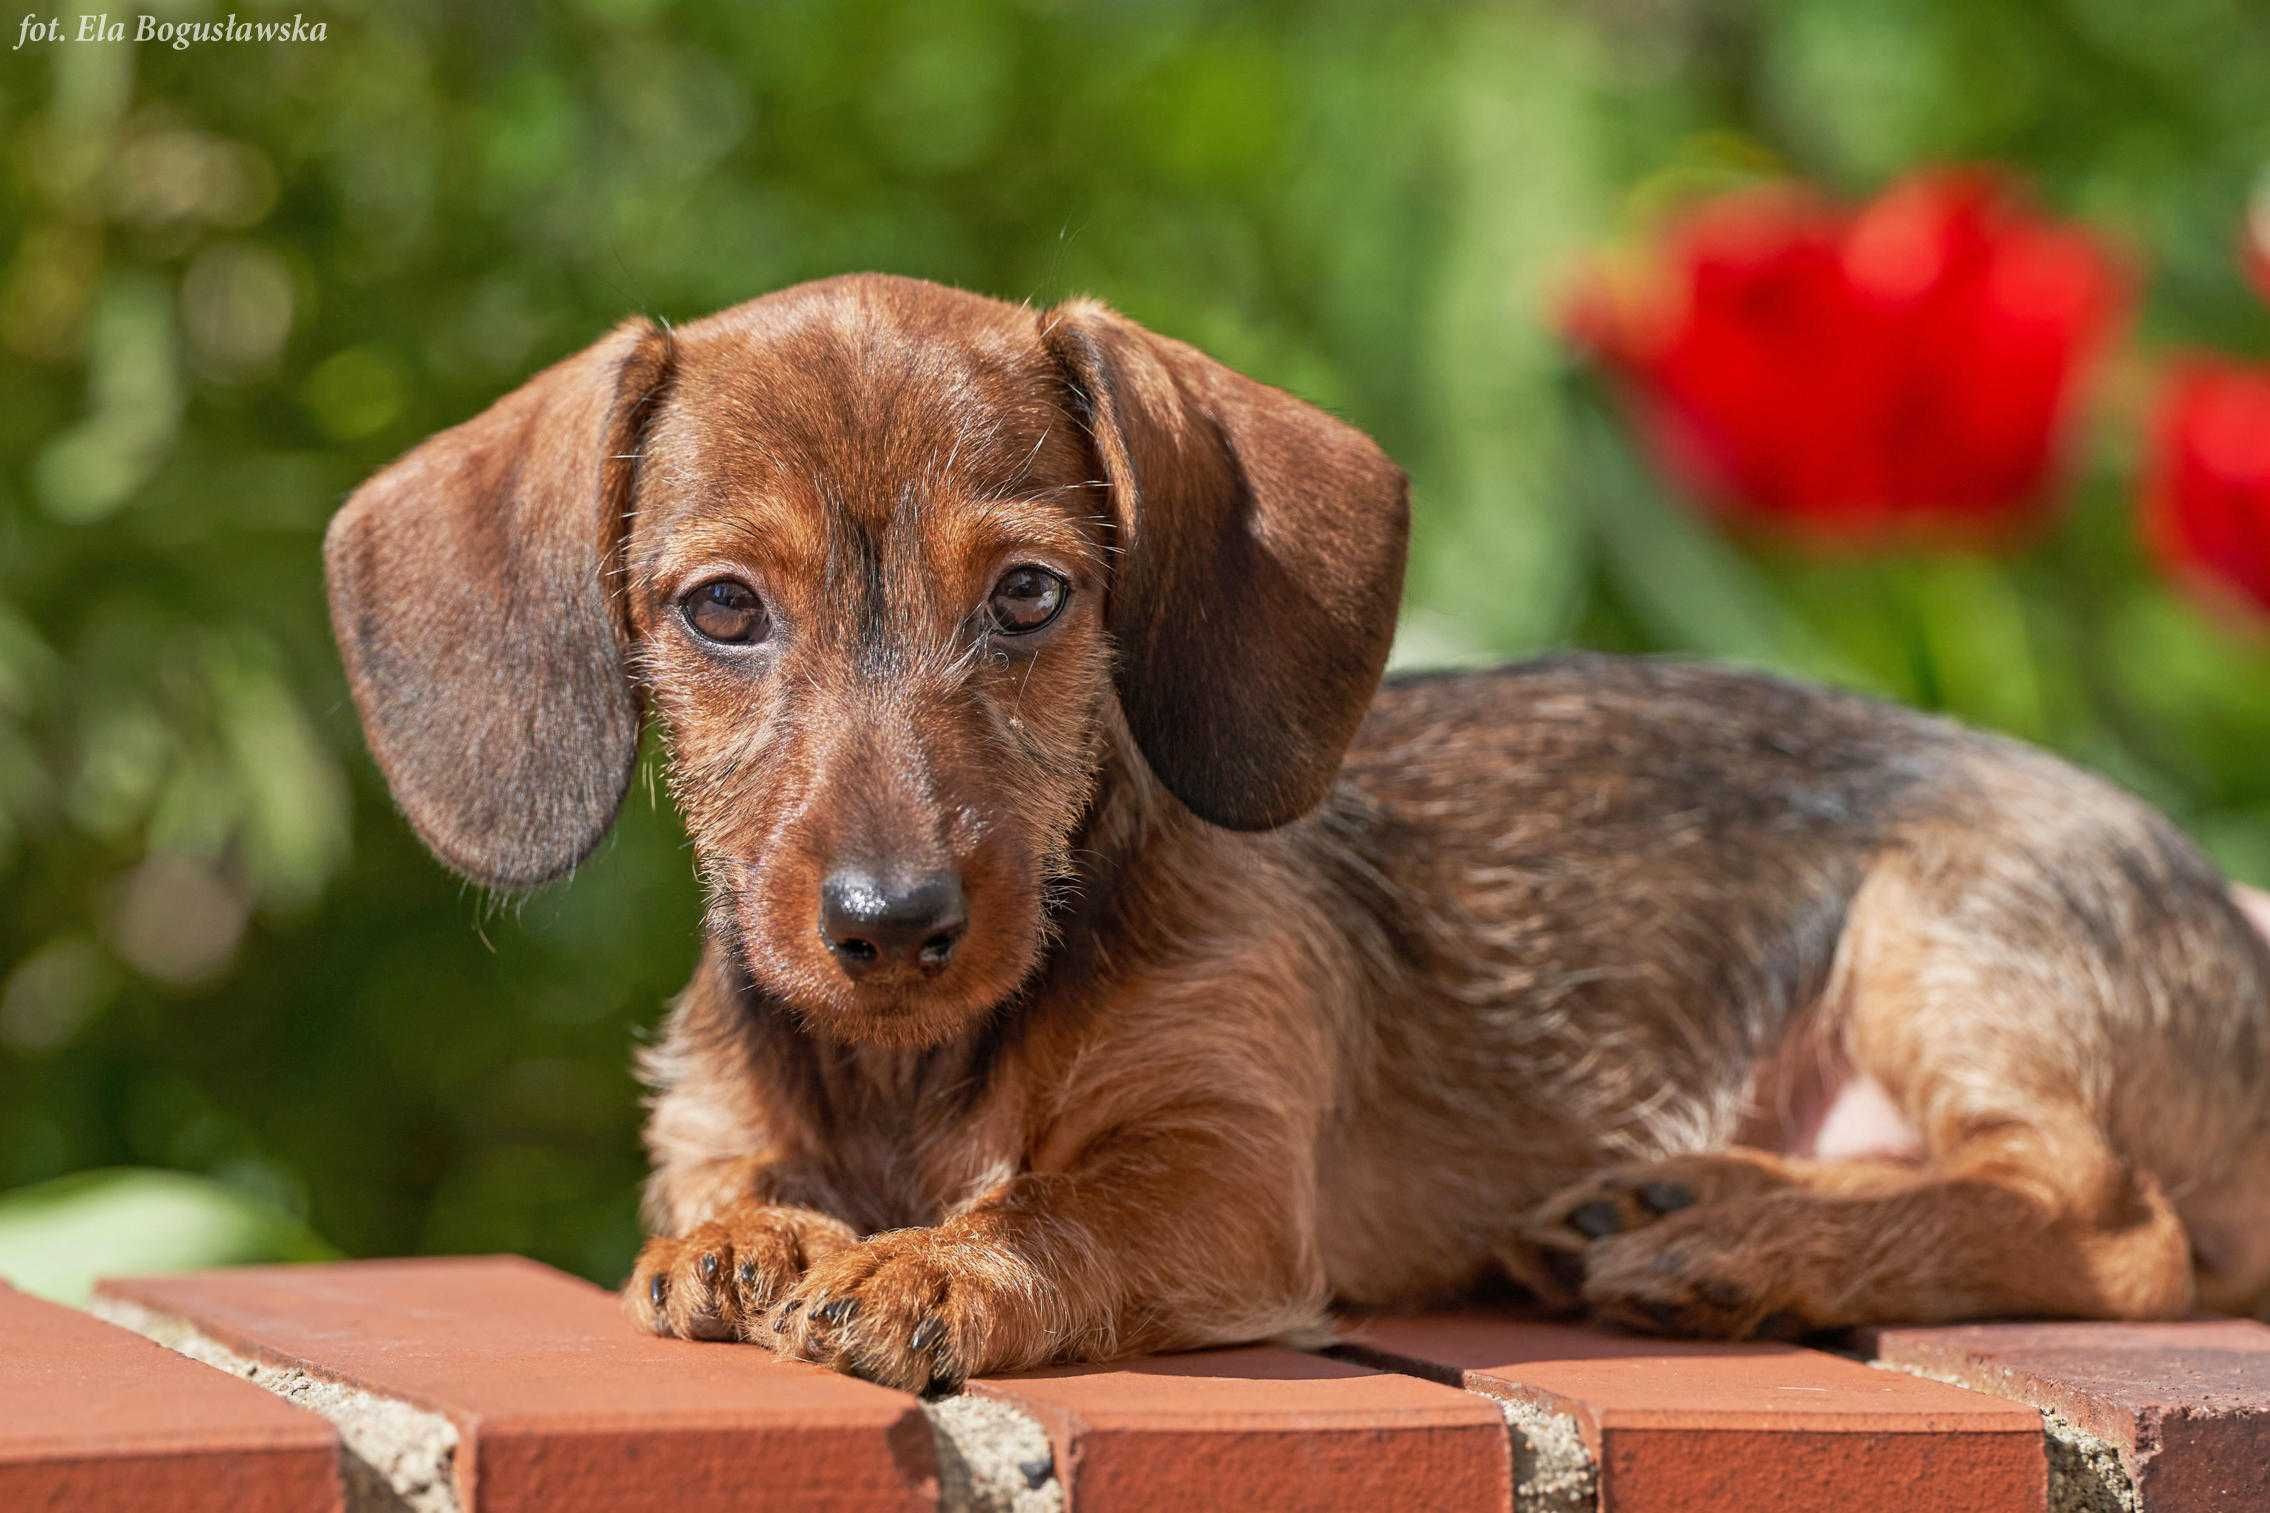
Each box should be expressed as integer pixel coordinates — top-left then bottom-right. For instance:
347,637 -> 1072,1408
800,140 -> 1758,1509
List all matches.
805,985 -> 1010,1049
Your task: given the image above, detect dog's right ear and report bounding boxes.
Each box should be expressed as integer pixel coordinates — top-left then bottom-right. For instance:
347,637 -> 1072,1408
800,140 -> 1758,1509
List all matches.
324,319 -> 673,889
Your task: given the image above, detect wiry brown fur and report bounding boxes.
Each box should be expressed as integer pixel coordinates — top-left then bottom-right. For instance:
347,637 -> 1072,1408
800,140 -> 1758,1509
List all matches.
326,274 -> 2270,1393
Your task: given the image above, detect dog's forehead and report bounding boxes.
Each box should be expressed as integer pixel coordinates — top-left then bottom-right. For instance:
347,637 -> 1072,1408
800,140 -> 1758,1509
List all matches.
657,278 -> 1071,518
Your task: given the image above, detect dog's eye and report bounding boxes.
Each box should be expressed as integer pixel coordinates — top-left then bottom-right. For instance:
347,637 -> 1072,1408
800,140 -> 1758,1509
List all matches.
988,565 -> 1067,635
682,579 -> 769,645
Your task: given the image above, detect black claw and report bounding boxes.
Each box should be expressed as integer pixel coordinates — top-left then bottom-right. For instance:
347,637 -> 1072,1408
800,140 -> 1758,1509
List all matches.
816,1296 -> 860,1326
1542,1246 -> 1586,1293
697,1252 -> 720,1283
909,1316 -> 944,1354
773,1298 -> 803,1333
1569,1200 -> 1623,1239
737,1260 -> 759,1288
648,1273 -> 668,1309
1638,1181 -> 1696,1215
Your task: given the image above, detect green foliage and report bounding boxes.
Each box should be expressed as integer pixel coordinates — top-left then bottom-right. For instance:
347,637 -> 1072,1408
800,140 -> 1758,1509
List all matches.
4,0 -> 2270,1284
0,1167 -> 335,1300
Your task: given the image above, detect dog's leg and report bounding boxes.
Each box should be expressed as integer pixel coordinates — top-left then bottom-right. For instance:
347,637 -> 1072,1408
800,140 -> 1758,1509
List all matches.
1531,1147 -> 1908,1235
1540,1134 -> 2191,1337
1518,1147 -> 1913,1309
764,1124 -> 1325,1391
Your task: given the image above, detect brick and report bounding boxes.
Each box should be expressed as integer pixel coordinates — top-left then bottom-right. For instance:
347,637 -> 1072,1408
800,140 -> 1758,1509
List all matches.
0,1281 -> 341,1513
1339,1313 -> 2045,1513
1864,1318 -> 2270,1511
97,1256 -> 936,1513
973,1344 -> 1510,1510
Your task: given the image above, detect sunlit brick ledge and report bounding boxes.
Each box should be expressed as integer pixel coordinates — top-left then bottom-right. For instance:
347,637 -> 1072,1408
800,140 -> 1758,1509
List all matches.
1,1259 -> 2263,1511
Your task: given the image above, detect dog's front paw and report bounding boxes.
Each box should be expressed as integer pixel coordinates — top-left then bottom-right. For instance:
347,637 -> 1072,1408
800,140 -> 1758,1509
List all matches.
1578,1206 -> 1814,1341
765,1226 -> 1036,1392
625,1203 -> 858,1341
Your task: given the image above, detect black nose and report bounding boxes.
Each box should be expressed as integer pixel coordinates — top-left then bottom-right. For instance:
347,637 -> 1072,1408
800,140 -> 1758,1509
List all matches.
820,869 -> 967,978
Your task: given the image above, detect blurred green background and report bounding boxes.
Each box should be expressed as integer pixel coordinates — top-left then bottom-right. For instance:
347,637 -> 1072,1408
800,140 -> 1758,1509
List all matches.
5,0 -> 2270,1297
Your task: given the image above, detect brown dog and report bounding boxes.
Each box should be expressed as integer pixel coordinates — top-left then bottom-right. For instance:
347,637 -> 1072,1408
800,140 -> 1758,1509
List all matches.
326,273 -> 2270,1392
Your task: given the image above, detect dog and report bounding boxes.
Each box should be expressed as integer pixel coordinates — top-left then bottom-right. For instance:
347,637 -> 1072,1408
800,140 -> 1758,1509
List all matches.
325,273 -> 2270,1392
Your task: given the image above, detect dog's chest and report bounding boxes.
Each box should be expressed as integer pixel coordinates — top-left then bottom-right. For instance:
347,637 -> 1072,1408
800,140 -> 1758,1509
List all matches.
795,1042 -> 1023,1232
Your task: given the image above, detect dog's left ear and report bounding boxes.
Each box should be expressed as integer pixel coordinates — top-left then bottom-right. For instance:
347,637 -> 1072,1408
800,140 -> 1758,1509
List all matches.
1043,300 -> 1409,830
324,319 -> 674,889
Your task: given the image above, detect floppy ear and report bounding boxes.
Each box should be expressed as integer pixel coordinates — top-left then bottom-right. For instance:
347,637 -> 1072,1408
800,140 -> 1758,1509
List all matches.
1043,300 -> 1409,830
324,319 -> 674,888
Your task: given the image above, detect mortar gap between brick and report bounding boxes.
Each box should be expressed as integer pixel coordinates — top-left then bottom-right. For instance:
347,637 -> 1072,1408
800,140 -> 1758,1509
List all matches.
922,1392 -> 1064,1513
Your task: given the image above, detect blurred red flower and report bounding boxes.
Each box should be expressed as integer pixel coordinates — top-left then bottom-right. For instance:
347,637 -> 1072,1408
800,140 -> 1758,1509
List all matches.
1568,170 -> 2125,546
2146,363 -> 2270,623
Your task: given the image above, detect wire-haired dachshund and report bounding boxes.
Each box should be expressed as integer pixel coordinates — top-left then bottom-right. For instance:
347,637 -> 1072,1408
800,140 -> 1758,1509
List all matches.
326,273 -> 2270,1391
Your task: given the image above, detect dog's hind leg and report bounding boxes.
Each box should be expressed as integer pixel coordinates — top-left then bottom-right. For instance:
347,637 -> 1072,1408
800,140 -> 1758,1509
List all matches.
1561,1131 -> 2194,1337
1538,767 -> 2270,1336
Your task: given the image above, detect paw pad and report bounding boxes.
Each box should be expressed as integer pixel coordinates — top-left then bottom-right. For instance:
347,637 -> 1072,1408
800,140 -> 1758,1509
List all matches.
1639,1181 -> 1696,1214
1568,1200 -> 1623,1238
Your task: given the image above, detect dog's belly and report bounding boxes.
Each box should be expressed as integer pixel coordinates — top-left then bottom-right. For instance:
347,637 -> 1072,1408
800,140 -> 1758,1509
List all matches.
1775,1072 -> 1920,1161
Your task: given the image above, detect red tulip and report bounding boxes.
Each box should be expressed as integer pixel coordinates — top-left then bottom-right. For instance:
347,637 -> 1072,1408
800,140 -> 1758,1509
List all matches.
2145,362 -> 2270,623
1569,171 -> 2125,546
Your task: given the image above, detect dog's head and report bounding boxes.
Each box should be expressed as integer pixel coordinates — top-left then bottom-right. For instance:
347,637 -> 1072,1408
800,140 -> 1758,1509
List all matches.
326,275 -> 1407,1045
